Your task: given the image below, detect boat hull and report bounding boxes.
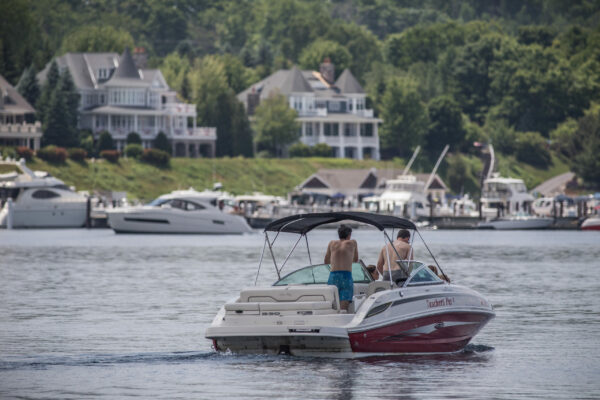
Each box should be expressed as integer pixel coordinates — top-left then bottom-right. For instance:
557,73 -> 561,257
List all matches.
581,217 -> 600,231
478,217 -> 553,230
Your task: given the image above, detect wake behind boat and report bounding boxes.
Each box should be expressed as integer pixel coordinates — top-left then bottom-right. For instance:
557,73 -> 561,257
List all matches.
205,212 -> 495,357
106,189 -> 251,234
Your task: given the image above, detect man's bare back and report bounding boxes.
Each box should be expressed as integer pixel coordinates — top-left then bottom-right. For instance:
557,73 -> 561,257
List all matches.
324,239 -> 358,272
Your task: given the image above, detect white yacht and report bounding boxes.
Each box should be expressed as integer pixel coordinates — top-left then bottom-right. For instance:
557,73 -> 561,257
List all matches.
106,188 -> 251,234
375,174 -> 429,218
0,160 -> 87,228
480,174 -> 535,218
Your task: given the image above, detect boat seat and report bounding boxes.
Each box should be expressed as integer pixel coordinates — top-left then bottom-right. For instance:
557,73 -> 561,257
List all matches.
260,301 -> 333,312
236,285 -> 340,312
366,281 -> 392,297
224,302 -> 260,312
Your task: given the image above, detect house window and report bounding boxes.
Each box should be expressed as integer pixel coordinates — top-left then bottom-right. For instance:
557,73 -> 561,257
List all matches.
344,123 -> 356,137
360,123 -> 373,137
324,123 -> 339,136
328,101 -> 340,112
305,123 -> 313,136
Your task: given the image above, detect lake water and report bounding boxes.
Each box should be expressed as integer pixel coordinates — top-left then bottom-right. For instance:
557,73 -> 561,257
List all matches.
0,228 -> 599,399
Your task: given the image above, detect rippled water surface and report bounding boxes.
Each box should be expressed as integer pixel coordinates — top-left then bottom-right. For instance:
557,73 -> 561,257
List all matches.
1,229 -> 599,399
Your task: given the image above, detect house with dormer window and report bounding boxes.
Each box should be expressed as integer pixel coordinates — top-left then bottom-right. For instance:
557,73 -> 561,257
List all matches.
38,48 -> 216,157
237,59 -> 381,160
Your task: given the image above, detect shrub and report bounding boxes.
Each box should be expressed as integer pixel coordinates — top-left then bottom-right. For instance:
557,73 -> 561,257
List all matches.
97,131 -> 115,152
125,143 -> 143,159
141,148 -> 170,167
126,132 -> 142,144
153,131 -> 171,153
100,149 -> 120,163
16,146 -> 34,161
68,148 -> 87,162
311,143 -> 332,157
37,146 -> 67,163
288,143 -> 312,157
0,147 -> 17,159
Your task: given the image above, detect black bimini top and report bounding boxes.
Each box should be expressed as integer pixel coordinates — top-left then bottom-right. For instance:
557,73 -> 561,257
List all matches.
264,212 -> 416,234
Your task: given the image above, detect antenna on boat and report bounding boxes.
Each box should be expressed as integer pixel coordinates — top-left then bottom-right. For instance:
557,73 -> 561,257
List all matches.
423,145 -> 449,194
402,146 -> 420,176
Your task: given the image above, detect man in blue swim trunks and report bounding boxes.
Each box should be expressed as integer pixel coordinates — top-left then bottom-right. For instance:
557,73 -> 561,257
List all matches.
324,224 -> 358,311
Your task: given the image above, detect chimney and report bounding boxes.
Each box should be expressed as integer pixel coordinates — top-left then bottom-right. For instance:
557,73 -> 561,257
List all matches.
132,47 -> 148,69
247,87 -> 260,116
319,57 -> 335,84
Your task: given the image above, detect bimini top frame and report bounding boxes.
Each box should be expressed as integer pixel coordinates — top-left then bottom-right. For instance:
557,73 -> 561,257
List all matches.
255,212 -> 446,285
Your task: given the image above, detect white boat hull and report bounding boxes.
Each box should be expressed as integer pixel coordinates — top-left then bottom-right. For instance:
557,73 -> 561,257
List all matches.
478,217 -> 553,230
107,208 -> 252,234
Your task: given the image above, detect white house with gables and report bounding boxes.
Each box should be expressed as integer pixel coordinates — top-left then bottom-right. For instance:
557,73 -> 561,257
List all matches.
0,74 -> 42,150
238,59 -> 381,160
38,48 -> 216,157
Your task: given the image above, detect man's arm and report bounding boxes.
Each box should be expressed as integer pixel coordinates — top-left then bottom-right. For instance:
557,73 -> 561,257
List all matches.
324,241 -> 332,264
352,240 -> 358,262
376,247 -> 384,274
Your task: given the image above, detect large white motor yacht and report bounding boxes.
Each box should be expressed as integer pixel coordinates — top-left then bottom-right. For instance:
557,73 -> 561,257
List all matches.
480,174 -> 535,218
206,212 -> 495,357
0,160 -> 87,228
106,188 -> 251,234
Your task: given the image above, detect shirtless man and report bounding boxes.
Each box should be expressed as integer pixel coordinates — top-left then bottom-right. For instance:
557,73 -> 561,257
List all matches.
324,225 -> 358,311
377,229 -> 412,285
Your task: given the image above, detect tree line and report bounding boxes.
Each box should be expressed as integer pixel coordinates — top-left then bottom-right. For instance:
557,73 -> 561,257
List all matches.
1,0 -> 599,186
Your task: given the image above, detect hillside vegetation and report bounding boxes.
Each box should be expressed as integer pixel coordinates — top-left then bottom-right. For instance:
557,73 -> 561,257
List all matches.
0,155 -> 569,202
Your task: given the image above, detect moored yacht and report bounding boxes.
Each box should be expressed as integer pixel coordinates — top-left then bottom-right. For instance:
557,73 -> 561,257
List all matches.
106,188 -> 251,234
0,159 -> 87,228
206,212 -> 495,357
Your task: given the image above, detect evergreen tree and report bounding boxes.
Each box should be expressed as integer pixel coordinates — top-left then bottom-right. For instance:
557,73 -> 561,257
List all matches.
253,94 -> 299,157
16,65 -> 40,108
180,73 -> 190,101
153,131 -> 171,153
126,132 -> 142,144
97,131 -> 115,152
59,69 -> 80,146
43,69 -> 79,147
37,60 -> 60,126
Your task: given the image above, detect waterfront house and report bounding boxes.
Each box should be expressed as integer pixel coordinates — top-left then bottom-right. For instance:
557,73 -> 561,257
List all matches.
0,74 -> 42,151
237,59 -> 381,160
37,48 -> 216,157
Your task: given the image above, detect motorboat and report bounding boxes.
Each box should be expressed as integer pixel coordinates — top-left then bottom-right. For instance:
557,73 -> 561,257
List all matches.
106,188 -> 252,234
480,174 -> 535,218
0,159 -> 87,228
581,215 -> 600,231
374,174 -> 429,218
478,213 -> 553,230
206,212 -> 495,357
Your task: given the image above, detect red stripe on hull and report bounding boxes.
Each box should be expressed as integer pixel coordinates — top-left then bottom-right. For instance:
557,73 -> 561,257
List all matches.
349,312 -> 493,353
581,225 -> 600,231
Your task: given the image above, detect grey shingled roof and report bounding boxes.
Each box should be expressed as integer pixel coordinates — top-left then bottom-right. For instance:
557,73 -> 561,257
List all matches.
299,169 -> 376,190
280,66 -> 313,94
111,48 -> 140,80
0,73 -> 36,115
37,52 -> 119,89
334,69 -> 364,94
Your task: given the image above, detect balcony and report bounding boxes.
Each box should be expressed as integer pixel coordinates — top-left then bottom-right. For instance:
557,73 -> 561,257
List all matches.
164,103 -> 196,116
0,122 -> 43,137
297,108 -> 328,117
171,127 -> 217,141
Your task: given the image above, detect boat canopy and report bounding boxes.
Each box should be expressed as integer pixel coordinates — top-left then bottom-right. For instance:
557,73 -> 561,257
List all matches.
264,211 -> 416,234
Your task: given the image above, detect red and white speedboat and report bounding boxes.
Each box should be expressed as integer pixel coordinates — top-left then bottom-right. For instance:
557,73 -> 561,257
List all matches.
206,212 -> 495,357
581,215 -> 600,231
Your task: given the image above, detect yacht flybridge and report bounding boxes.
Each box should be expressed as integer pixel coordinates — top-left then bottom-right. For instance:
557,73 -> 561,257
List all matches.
206,212 -> 495,357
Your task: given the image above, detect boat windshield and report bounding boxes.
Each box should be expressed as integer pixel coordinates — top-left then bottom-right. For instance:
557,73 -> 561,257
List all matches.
405,263 -> 444,286
147,198 -> 169,207
273,263 -> 372,286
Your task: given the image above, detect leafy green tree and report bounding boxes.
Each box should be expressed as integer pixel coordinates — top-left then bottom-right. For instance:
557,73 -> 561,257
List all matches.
59,26 -> 134,54
253,93 -> 299,157
298,40 -> 352,77
153,131 -> 171,154
126,132 -> 142,145
515,131 -> 552,168
326,21 -> 382,80
311,143 -> 332,157
160,52 -> 190,95
379,78 -> 429,158
16,65 -> 40,109
288,142 -> 311,157
572,110 -> 600,186
189,55 -> 253,157
0,0 -> 38,84
97,131 -> 115,152
426,96 -> 465,154
517,26 -> 557,47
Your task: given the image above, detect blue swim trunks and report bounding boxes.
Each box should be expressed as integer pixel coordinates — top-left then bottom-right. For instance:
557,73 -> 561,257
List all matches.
328,270 -> 354,302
